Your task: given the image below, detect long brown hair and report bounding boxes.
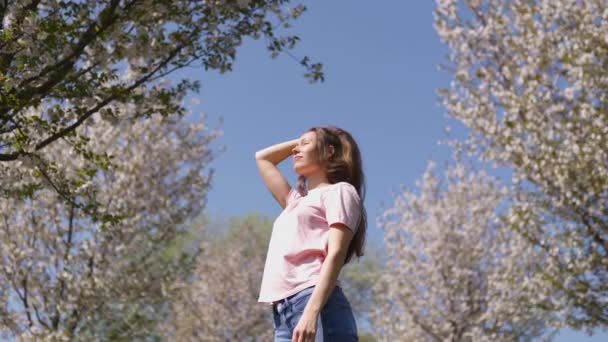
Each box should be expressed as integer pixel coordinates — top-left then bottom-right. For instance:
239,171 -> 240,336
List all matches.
297,126 -> 367,264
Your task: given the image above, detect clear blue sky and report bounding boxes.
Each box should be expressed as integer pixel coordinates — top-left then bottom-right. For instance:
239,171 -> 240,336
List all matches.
181,1 -> 606,340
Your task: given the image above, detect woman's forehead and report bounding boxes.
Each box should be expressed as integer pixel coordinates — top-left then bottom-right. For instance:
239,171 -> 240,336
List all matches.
300,131 -> 316,141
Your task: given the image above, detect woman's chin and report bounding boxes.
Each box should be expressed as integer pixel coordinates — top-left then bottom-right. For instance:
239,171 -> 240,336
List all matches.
293,166 -> 308,176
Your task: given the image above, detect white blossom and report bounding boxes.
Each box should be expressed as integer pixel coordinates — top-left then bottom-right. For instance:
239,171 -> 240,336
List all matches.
435,0 -> 608,327
0,107 -> 219,339
372,162 -> 561,341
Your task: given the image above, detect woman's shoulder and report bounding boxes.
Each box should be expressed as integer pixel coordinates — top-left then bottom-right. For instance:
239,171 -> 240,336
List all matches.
324,182 -> 360,199
321,182 -> 362,212
331,181 -> 357,191
286,186 -> 302,204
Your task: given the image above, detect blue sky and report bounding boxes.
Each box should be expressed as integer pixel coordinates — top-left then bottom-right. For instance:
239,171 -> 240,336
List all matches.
183,1 -> 606,340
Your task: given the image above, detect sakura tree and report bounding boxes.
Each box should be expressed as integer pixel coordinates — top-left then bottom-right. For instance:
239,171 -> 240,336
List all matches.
372,162 -> 559,341
0,109 -> 218,340
162,215 -> 274,341
435,0 -> 608,328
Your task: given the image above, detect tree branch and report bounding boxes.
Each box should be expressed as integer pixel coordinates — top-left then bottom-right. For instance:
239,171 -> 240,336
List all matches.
0,36 -> 187,162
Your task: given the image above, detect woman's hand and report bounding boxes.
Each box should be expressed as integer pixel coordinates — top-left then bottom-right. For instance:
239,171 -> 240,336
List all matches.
292,310 -> 318,342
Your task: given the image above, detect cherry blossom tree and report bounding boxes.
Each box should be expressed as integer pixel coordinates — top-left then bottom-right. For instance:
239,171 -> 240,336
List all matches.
1,2 -> 323,337
434,0 -> 608,328
372,161 -> 559,341
162,214 -> 274,341
0,109 -> 218,340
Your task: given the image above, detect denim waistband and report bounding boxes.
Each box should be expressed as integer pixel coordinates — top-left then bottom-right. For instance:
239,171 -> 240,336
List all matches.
272,285 -> 315,308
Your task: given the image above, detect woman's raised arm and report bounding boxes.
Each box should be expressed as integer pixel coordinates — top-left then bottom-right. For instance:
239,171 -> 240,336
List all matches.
255,138 -> 298,208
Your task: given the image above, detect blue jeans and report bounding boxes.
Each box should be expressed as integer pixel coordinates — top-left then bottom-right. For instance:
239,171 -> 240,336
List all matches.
272,285 -> 358,341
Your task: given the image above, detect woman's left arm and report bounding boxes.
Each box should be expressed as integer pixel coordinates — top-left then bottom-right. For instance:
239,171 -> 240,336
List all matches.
292,224 -> 353,342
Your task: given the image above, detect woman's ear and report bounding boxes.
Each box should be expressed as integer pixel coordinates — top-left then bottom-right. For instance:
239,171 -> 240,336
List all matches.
328,145 -> 335,157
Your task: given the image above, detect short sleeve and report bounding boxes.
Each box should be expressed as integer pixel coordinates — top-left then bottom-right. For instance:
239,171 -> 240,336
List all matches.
322,182 -> 362,232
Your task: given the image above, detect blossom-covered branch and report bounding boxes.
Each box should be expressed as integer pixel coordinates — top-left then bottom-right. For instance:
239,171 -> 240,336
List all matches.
435,0 -> 608,328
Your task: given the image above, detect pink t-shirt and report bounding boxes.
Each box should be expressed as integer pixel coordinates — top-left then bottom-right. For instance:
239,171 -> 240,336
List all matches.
258,181 -> 362,304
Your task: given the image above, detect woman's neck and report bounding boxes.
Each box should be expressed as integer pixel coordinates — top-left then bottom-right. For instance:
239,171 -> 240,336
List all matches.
306,173 -> 330,191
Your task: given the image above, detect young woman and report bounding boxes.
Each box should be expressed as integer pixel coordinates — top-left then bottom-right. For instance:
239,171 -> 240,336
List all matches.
256,126 -> 367,342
